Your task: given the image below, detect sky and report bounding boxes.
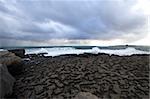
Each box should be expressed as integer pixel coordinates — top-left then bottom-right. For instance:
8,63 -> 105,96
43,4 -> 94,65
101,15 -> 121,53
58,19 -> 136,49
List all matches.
0,0 -> 149,47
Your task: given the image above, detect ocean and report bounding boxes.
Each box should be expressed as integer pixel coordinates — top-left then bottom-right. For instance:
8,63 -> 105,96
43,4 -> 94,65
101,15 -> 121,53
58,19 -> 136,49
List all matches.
0,45 -> 150,57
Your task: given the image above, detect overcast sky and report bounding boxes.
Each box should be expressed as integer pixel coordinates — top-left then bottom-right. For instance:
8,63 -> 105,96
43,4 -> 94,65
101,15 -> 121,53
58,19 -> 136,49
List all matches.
0,0 -> 149,47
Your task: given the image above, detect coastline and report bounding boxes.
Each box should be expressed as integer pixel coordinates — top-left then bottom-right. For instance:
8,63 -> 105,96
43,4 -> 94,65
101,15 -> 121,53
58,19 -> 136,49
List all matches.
7,52 -> 150,99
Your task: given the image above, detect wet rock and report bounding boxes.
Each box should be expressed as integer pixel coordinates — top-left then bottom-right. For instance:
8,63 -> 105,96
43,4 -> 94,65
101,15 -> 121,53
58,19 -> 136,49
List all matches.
11,54 -> 149,99
53,96 -> 64,99
48,84 -> 56,90
8,49 -> 25,58
0,64 -> 15,98
113,84 -> 121,94
50,74 -> 58,78
54,80 -> 64,88
0,51 -> 22,76
25,76 -> 34,81
53,88 -> 63,95
35,86 -> 44,95
0,51 -> 21,66
73,92 -> 99,99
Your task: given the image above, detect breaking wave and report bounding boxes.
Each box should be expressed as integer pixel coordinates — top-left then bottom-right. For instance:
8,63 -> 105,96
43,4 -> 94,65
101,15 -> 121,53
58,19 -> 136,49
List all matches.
25,47 -> 150,56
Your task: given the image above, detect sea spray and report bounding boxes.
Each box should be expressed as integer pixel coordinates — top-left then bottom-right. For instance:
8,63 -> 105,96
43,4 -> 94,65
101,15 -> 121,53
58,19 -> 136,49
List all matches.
25,47 -> 150,57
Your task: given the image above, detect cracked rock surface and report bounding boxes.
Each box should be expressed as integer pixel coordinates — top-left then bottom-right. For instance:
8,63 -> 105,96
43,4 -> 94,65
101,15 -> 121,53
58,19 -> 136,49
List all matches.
12,54 -> 149,99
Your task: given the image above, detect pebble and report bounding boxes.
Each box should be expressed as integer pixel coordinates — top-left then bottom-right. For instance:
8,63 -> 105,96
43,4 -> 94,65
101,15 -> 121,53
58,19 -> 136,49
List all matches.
35,86 -> 44,95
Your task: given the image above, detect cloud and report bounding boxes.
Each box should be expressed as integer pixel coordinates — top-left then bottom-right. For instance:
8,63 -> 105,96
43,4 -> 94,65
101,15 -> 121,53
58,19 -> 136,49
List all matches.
0,0 -> 149,46
36,20 -> 87,39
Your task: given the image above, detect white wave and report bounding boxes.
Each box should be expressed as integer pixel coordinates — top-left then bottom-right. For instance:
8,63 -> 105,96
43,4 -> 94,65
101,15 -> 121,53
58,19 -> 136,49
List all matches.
25,48 -> 48,54
97,47 -> 149,56
0,49 -> 5,51
25,47 -> 150,57
46,47 -> 86,56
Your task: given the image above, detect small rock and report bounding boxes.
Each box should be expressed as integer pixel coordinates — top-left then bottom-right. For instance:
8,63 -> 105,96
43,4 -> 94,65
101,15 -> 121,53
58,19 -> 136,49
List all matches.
48,84 -> 56,90
73,92 -> 99,99
50,74 -> 58,78
26,76 -> 34,80
53,88 -> 62,95
35,86 -> 44,95
113,84 -> 121,94
53,96 -> 64,99
55,80 -> 64,87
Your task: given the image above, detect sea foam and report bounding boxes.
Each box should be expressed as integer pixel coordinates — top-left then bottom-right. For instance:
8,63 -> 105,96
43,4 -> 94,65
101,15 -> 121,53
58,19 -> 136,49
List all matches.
0,49 -> 4,51
25,47 -> 150,57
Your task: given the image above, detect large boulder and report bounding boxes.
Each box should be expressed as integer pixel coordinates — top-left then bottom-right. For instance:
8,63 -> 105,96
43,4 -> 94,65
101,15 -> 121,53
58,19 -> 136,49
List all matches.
0,51 -> 22,76
0,51 -> 21,65
73,92 -> 99,99
8,49 -> 25,58
0,64 -> 15,98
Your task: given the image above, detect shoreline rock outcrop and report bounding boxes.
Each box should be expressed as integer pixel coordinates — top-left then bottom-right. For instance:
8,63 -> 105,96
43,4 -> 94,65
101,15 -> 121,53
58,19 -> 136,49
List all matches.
0,51 -> 22,66
8,49 -> 25,58
0,64 -> 16,98
0,51 -> 22,98
12,53 -> 149,99
0,51 -> 22,76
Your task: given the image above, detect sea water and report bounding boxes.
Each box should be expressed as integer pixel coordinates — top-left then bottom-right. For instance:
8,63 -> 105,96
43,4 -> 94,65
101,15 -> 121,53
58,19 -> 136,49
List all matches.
0,46 -> 150,57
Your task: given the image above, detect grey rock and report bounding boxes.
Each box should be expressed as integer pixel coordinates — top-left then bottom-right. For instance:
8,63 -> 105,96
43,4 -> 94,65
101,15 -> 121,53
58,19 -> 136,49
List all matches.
0,51 -> 22,76
8,49 -> 25,58
55,80 -> 64,87
53,88 -> 63,95
48,84 -> 56,90
53,96 -> 64,99
73,92 -> 99,99
0,51 -> 21,66
50,74 -> 58,78
35,86 -> 44,95
0,64 -> 15,98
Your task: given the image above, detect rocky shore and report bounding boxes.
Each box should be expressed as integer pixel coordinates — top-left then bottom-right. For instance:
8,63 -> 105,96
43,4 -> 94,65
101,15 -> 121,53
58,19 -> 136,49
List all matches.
1,50 -> 149,99
0,51 -> 22,98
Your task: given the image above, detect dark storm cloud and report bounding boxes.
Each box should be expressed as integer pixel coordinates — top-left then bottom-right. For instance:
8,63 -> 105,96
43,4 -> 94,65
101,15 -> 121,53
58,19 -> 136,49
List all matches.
0,0 -> 148,46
